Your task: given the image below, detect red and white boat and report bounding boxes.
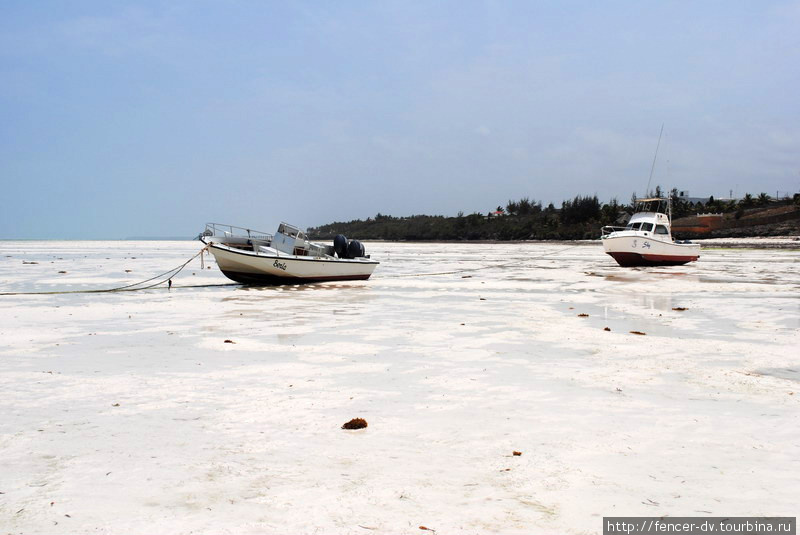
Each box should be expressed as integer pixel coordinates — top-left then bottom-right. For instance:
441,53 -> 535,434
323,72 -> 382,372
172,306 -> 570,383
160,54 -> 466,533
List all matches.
200,222 -> 379,284
601,198 -> 699,267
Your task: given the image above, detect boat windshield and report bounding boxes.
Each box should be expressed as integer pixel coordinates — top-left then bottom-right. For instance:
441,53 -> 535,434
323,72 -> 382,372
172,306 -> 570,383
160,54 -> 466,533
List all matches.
277,223 -> 303,238
655,225 -> 669,235
626,222 -> 642,230
641,223 -> 653,232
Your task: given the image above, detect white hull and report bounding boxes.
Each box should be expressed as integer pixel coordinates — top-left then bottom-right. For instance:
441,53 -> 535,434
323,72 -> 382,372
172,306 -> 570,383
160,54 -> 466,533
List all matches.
602,233 -> 700,266
202,240 -> 378,284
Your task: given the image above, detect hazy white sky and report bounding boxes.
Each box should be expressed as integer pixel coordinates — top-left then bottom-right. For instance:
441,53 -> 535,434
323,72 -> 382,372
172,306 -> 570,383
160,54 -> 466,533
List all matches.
1,1 -> 798,238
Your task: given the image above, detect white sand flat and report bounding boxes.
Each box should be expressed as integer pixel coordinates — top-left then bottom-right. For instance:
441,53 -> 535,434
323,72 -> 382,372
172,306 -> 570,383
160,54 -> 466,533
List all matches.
1,240 -> 798,534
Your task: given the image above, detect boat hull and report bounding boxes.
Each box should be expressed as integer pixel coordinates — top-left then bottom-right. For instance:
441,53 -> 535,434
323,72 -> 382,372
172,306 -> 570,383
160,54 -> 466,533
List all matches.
203,240 -> 378,284
602,234 -> 699,267
606,251 -> 697,267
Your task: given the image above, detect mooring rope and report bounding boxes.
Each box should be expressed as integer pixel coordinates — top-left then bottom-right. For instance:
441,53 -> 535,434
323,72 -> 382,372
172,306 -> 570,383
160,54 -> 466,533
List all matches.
0,246 -> 210,296
1,243 -> 584,295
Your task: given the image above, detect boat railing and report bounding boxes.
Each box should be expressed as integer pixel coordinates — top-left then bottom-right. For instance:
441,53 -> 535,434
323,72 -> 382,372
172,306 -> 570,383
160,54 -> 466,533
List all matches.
601,225 -> 628,238
203,222 -> 273,242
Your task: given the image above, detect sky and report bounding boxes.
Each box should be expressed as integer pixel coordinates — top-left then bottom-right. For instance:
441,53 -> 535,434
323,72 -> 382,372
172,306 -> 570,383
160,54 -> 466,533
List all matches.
1,1 -> 799,239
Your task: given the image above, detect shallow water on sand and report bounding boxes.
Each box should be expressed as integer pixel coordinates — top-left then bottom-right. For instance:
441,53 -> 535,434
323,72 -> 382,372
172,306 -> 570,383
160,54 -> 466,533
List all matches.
1,241 -> 798,534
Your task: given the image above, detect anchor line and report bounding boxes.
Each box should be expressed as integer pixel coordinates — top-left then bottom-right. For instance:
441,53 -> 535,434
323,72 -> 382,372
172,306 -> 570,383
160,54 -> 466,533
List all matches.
0,246 -> 210,296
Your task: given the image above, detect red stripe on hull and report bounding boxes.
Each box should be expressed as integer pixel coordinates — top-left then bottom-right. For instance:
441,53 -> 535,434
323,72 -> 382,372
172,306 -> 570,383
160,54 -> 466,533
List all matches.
607,252 -> 698,267
220,269 -> 372,285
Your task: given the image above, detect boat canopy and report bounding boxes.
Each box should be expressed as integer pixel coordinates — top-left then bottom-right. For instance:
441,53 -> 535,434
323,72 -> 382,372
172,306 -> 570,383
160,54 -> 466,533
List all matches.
633,197 -> 672,219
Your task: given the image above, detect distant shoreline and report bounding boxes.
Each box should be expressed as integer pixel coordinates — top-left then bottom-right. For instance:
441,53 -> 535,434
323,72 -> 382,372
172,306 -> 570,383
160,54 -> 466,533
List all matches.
692,237 -> 800,249
1,237 -> 797,249
364,238 -> 800,249
0,237 -> 196,242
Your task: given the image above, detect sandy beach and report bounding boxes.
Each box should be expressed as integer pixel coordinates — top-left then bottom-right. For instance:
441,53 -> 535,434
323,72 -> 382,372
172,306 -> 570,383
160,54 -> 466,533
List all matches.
1,240 -> 798,534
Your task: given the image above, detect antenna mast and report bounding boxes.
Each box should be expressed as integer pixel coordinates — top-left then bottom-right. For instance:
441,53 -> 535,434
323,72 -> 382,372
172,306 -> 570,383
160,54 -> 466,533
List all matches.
645,123 -> 664,197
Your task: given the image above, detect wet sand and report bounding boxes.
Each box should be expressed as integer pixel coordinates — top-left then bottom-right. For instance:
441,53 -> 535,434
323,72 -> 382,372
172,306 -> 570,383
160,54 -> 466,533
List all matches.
1,241 -> 798,534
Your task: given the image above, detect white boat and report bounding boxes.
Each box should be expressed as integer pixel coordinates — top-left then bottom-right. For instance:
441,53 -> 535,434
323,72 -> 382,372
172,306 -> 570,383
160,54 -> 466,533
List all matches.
601,197 -> 700,267
199,222 -> 379,284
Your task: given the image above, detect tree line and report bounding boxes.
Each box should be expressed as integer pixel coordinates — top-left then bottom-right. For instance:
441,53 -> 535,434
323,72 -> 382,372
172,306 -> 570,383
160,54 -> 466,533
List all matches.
308,189 -> 798,241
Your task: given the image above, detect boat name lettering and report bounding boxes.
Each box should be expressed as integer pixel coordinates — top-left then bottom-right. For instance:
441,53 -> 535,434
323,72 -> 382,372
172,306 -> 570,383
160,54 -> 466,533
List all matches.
631,239 -> 638,248
273,260 -> 287,271
642,241 -> 651,249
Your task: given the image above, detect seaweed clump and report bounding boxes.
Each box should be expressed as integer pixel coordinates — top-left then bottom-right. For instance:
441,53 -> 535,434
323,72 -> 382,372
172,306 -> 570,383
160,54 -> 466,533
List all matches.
342,418 -> 368,430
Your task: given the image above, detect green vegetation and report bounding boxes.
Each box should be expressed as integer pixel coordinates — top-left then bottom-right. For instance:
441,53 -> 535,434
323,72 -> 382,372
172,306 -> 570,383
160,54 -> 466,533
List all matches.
308,189 -> 799,241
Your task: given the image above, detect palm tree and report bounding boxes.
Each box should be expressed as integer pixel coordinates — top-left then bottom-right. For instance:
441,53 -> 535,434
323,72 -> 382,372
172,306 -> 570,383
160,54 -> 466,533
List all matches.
518,197 -> 532,215
757,192 -> 771,205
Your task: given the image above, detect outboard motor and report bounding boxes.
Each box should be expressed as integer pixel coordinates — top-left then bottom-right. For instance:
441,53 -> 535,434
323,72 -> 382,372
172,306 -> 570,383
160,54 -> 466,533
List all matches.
333,234 -> 348,258
346,239 -> 365,259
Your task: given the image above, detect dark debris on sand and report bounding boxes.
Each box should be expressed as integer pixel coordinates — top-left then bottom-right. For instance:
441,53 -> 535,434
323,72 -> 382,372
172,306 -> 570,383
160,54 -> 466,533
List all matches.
342,418 -> 368,430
